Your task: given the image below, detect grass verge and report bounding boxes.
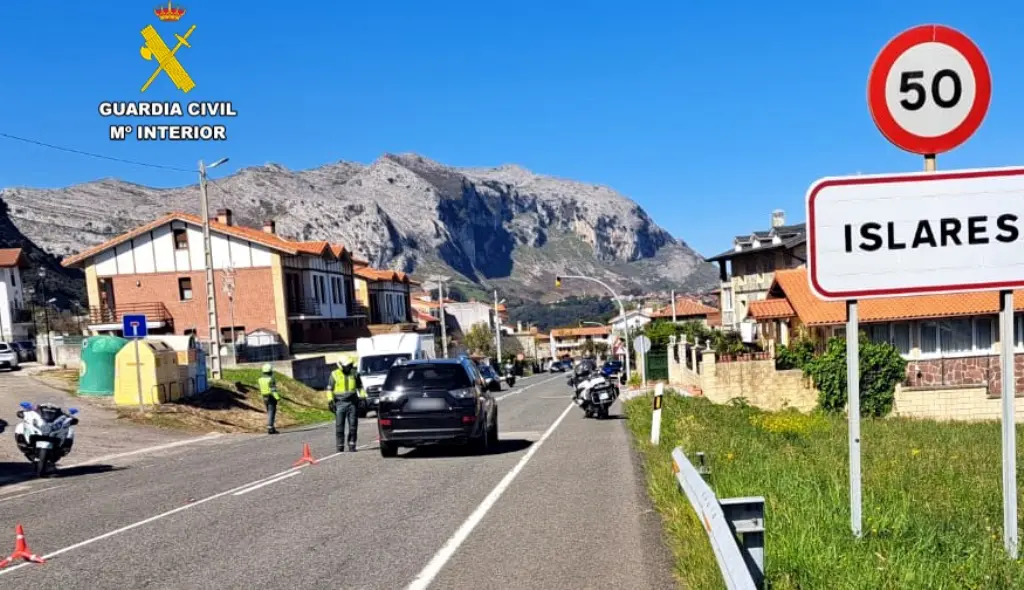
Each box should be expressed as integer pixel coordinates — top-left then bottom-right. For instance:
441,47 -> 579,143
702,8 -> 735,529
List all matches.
118,368 -> 332,433
626,394 -> 1024,589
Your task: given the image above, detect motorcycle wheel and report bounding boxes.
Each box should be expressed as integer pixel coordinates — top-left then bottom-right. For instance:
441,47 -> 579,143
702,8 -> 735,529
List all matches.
35,448 -> 49,478
597,405 -> 609,420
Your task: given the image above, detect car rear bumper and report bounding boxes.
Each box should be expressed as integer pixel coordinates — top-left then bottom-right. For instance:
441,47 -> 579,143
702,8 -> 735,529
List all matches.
379,426 -> 475,446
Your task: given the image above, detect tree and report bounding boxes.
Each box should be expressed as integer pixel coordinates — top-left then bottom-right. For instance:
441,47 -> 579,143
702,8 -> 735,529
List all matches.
594,341 -> 610,359
463,323 -> 495,357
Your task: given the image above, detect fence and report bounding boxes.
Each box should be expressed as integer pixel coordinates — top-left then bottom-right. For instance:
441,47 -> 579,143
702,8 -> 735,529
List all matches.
671,446 -> 765,590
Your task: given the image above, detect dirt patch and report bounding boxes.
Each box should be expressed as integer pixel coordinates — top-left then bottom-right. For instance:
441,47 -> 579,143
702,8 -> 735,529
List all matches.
116,369 -> 333,434
32,368 -> 80,395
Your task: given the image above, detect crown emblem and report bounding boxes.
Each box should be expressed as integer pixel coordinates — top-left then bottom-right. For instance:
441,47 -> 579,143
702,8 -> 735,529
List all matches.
154,1 -> 186,22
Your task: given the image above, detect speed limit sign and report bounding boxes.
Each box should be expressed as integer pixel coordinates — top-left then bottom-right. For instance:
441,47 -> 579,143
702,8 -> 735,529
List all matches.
867,24 -> 991,155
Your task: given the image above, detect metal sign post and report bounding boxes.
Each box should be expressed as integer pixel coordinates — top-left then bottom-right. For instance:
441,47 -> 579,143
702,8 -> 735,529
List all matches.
633,335 -> 651,391
123,314 -> 148,412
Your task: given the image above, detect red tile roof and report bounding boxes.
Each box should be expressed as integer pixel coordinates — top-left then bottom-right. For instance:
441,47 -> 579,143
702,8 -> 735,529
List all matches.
551,326 -> 611,337
758,268 -> 1024,325
61,213 -> 363,268
748,299 -> 796,320
0,248 -> 26,268
354,267 -> 419,285
650,297 -> 719,318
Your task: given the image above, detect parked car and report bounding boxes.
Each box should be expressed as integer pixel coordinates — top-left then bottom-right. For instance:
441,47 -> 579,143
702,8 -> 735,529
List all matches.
376,357 -> 499,457
477,364 -> 503,392
549,359 -> 572,373
11,342 -> 36,363
601,360 -> 623,378
0,342 -> 21,371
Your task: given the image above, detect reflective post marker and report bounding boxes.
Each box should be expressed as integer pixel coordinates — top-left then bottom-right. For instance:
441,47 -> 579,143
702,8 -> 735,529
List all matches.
1000,289 -> 1018,558
846,299 -> 862,539
651,383 -> 664,446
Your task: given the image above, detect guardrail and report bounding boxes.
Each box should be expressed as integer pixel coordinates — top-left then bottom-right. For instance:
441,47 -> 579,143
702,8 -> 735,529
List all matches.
670,447 -> 765,590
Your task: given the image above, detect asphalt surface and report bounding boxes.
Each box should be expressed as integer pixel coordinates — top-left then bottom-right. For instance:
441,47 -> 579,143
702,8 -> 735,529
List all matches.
0,373 -> 677,590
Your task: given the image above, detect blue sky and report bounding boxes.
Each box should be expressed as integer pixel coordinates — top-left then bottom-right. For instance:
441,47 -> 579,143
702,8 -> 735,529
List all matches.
2,1 -> 1024,258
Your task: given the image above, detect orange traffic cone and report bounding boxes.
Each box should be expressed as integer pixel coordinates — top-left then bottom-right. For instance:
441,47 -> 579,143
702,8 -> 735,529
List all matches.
293,443 -> 318,467
0,524 -> 45,569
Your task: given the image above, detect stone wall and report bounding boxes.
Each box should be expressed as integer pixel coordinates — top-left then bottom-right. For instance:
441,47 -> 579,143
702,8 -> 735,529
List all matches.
904,354 -> 1024,396
701,356 -> 818,412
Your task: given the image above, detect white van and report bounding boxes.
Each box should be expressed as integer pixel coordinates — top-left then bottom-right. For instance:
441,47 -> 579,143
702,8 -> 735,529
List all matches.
356,333 -> 436,416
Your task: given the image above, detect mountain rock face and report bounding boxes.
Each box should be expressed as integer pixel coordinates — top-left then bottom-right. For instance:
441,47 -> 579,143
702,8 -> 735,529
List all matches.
0,153 -> 718,301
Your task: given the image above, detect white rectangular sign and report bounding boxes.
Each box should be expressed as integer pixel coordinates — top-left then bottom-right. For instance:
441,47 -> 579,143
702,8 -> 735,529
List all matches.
807,166 -> 1024,300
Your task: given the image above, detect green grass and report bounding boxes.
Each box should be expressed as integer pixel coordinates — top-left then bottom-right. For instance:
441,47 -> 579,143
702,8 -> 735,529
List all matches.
626,395 -> 1024,589
219,368 -> 334,425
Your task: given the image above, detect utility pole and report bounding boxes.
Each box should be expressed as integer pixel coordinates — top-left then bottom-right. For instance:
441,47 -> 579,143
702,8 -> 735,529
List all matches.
199,158 -> 229,380
493,289 -> 502,363
671,289 -> 677,323
430,274 -> 449,358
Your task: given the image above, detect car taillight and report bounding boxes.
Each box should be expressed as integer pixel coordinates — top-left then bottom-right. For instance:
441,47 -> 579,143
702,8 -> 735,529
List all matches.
462,415 -> 476,424
379,418 -> 392,427
450,388 -> 475,399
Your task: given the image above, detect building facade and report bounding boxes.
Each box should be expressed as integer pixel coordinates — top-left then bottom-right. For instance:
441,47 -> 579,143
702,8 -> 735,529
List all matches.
705,210 -> 806,334
549,326 -> 612,358
353,266 -> 417,325
61,210 -> 380,349
0,249 -> 32,342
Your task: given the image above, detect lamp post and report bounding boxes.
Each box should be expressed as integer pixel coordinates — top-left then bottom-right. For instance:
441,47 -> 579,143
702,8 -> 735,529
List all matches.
199,157 -> 229,380
37,269 -> 54,366
555,275 -> 630,382
427,275 -> 450,358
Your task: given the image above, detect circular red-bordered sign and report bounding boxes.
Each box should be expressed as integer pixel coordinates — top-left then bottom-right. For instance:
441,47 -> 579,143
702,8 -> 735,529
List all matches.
868,24 -> 991,155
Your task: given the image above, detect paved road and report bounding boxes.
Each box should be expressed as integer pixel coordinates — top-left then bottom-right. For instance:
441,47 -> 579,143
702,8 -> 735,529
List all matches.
0,373 -> 677,589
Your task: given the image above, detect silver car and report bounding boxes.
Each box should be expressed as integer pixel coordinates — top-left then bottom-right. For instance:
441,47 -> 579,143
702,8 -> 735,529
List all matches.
0,342 -> 20,371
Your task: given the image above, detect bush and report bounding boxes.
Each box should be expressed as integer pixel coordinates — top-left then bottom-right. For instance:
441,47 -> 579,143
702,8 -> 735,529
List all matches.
627,371 -> 642,387
775,337 -> 816,370
804,335 -> 906,418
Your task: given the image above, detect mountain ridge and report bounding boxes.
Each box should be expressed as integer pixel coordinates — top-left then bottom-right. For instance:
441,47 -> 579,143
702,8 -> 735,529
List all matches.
0,152 -> 719,301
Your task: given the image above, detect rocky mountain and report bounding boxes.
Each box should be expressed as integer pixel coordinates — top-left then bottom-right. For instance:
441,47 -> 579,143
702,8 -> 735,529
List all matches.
0,153 -> 718,302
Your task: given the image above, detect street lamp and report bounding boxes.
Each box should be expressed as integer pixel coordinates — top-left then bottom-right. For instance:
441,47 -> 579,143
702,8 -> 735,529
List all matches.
555,275 -> 631,383
199,157 -> 229,380
37,268 -> 54,366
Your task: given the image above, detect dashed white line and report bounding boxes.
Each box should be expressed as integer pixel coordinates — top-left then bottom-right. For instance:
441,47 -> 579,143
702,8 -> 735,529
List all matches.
232,471 -> 300,496
404,401 -> 576,590
0,450 -> 344,577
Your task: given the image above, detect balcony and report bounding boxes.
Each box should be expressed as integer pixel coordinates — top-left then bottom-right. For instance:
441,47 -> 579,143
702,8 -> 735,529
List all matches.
733,274 -> 774,294
88,302 -> 173,327
287,297 -> 321,317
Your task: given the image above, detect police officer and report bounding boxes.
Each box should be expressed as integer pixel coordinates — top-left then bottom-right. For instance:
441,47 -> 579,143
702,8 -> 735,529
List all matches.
258,363 -> 280,435
327,353 -> 362,452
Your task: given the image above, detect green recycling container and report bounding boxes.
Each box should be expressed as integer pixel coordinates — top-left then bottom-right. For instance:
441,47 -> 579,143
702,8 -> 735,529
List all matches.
78,335 -> 129,396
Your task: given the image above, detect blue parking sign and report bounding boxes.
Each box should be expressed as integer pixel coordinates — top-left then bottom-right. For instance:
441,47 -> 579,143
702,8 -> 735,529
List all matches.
123,314 -> 148,339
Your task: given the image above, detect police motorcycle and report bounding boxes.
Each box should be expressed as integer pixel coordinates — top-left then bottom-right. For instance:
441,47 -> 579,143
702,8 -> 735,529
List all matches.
570,362 -> 619,419
14,402 -> 79,477
502,361 -> 517,388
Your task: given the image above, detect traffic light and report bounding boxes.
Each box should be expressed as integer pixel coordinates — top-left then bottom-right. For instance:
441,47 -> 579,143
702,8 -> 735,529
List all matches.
555,276 -> 562,288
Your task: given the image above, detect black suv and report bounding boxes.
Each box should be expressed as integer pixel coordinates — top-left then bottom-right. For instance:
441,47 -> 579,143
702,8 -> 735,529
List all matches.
376,357 -> 499,457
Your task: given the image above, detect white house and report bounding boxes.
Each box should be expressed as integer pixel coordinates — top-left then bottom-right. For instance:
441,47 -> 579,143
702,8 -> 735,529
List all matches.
0,249 -> 31,342
608,310 -> 651,334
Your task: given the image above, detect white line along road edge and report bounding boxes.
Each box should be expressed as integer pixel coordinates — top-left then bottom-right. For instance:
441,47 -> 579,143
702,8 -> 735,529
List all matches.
232,471 -> 301,496
64,433 -> 224,469
404,401 -> 576,590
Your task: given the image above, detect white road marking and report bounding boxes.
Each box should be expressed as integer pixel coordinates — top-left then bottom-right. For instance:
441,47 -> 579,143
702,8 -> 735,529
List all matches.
0,485 -> 66,505
404,401 -> 576,590
63,433 -> 225,469
232,471 -> 300,496
0,449 -> 345,577
494,374 -> 561,402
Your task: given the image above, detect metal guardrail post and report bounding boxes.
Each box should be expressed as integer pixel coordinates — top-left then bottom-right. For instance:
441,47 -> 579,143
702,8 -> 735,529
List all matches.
671,447 -> 764,590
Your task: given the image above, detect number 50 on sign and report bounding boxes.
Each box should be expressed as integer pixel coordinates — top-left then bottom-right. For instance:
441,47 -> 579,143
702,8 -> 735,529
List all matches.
868,24 -> 991,156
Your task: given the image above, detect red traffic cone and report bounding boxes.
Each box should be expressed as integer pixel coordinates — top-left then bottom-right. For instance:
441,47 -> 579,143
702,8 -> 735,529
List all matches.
293,443 -> 318,467
0,524 -> 45,569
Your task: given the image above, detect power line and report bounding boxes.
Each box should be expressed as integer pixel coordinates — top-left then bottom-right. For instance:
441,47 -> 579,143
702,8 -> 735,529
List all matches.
0,132 -> 193,173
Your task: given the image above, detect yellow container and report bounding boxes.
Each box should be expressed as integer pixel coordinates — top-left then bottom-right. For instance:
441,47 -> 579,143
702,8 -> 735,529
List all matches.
114,340 -> 182,406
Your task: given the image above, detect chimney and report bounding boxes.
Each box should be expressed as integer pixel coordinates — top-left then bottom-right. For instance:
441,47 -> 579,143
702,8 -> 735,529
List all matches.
771,209 -> 785,229
263,220 -> 276,234
216,208 -> 233,226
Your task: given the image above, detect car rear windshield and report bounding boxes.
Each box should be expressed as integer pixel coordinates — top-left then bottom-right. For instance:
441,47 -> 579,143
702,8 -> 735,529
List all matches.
383,364 -> 472,391
0,343 -> 10,352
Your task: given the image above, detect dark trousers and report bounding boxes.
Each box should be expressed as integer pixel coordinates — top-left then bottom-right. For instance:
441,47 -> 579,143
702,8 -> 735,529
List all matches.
263,396 -> 278,430
334,394 -> 357,450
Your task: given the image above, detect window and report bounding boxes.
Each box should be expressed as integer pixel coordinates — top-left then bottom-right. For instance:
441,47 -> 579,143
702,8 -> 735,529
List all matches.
178,277 -> 193,301
939,319 -> 973,354
891,323 -> 911,355
332,278 -> 340,303
976,318 -> 994,352
173,228 -> 189,250
920,322 -> 939,355
920,317 -> 996,357
1016,314 -> 1024,349
763,256 -> 776,272
721,288 -> 733,312
382,363 -> 473,391
318,276 -> 327,304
